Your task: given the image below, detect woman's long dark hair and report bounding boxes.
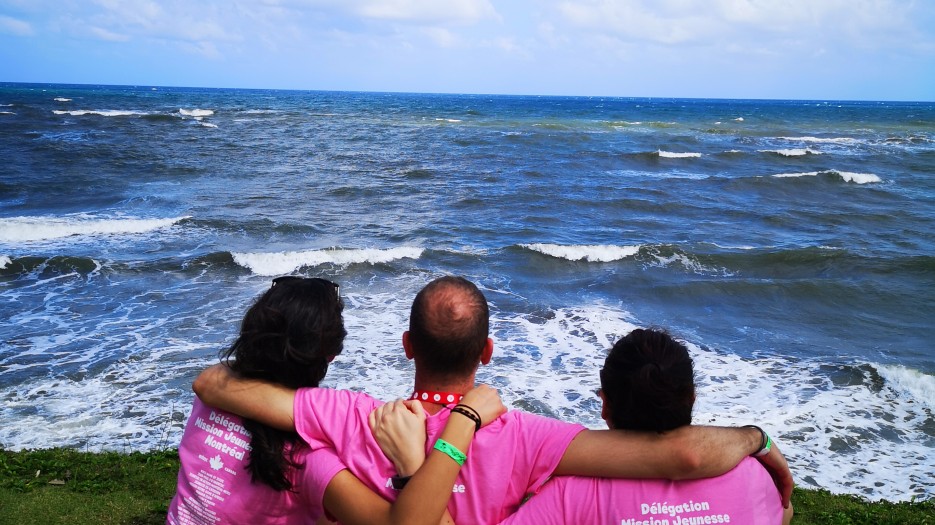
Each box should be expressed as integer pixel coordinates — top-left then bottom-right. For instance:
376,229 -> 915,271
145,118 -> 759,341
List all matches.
221,277 -> 346,491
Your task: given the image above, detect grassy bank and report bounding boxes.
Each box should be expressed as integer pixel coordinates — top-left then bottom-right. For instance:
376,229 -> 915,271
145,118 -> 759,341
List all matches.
1,448 -> 932,524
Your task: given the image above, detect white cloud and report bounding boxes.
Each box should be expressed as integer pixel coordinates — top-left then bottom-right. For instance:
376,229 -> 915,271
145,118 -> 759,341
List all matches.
89,26 -> 128,42
555,1 -> 720,45
355,0 -> 498,24
272,0 -> 499,25
88,1 -> 235,41
552,0 -> 927,50
482,36 -> 530,59
180,40 -> 222,59
2,0 -> 930,99
0,14 -> 34,36
421,27 -> 459,48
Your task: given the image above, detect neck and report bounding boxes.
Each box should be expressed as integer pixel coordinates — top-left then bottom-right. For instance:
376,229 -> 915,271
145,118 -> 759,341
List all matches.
412,371 -> 475,415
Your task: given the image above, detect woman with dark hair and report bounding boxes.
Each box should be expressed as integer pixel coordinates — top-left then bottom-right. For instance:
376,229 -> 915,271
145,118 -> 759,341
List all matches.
168,276 -> 506,525
167,276 -> 347,524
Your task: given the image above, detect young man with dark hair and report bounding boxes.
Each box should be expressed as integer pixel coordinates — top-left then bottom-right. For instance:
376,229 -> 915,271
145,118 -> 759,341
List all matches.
489,328 -> 793,524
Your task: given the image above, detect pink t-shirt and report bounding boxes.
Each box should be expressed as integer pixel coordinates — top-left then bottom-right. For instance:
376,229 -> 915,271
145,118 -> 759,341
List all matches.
167,398 -> 346,525
500,457 -> 784,525
293,387 -> 586,524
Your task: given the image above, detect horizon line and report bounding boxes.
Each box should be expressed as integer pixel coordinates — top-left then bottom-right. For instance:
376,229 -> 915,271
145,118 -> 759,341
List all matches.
1,80 -> 932,104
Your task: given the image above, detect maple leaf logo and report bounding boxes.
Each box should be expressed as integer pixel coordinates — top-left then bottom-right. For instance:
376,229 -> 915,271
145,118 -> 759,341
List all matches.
209,455 -> 224,471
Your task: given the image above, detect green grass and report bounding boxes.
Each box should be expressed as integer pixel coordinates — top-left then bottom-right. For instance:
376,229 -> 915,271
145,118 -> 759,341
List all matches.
0,448 -> 178,525
1,448 -> 932,524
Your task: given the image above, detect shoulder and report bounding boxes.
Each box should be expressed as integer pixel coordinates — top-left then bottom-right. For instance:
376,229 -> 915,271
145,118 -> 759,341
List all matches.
504,409 -> 587,433
471,409 -> 585,450
294,387 -> 382,410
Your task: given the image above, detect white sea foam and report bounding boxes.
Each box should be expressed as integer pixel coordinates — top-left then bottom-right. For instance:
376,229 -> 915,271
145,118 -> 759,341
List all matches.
687,350 -> 935,501
734,117 -> 744,121
522,243 -> 641,262
772,171 -> 881,184
657,150 -> 702,158
709,243 -> 756,250
483,303 -> 935,501
778,136 -> 859,144
760,148 -> 821,156
53,110 -> 146,117
0,215 -> 190,243
837,172 -> 881,184
179,108 -> 214,117
647,252 -> 727,275
0,344 -> 216,452
877,365 -> 935,408
54,97 -> 72,102
435,118 -> 462,123
772,171 -> 822,178
0,255 -> 10,269
0,111 -> 14,115
198,121 -> 218,128
231,247 -> 424,276
0,283 -> 931,501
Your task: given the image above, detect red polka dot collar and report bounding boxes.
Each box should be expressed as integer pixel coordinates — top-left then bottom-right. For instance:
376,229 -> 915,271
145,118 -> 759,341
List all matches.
409,390 -> 464,405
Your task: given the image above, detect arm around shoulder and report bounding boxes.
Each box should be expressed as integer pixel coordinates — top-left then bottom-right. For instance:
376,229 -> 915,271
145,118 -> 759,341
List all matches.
554,425 -> 761,480
192,363 -> 297,431
554,428 -> 695,480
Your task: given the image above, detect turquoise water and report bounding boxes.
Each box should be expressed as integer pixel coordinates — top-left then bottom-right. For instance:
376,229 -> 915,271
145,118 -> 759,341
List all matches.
1,83 -> 933,500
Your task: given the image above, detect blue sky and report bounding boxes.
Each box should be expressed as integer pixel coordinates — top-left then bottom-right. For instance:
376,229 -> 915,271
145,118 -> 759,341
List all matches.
2,0 -> 933,101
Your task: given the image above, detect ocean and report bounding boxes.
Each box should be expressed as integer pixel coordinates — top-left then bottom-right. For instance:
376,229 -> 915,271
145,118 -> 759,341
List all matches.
1,83 -> 932,502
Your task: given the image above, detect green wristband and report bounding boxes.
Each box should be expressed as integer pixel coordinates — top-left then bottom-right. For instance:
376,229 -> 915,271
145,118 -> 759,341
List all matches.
754,433 -> 773,457
745,425 -> 773,457
434,439 -> 466,466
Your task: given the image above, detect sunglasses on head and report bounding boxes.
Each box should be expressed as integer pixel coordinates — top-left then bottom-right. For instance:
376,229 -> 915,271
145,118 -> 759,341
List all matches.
271,276 -> 340,296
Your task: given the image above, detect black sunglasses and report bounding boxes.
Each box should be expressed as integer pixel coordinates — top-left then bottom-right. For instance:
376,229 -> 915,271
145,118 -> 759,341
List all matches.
271,276 -> 340,296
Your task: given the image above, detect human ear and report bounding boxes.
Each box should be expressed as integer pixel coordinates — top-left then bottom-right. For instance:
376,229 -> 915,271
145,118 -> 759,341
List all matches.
402,331 -> 414,360
480,338 -> 494,365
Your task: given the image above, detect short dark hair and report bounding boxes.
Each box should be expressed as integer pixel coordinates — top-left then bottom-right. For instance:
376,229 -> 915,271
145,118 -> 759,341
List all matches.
600,328 -> 695,432
222,277 -> 346,491
408,276 -> 489,378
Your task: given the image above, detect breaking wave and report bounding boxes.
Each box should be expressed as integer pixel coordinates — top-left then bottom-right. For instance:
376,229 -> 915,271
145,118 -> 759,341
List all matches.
0,215 -> 190,243
772,170 -> 882,184
658,150 -> 702,158
231,247 -> 424,276
521,243 -> 642,262
179,109 -> 215,118
759,148 -> 822,156
53,110 -> 147,117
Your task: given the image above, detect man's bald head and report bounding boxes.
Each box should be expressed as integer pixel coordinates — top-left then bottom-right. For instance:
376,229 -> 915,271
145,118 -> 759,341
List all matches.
408,276 -> 490,379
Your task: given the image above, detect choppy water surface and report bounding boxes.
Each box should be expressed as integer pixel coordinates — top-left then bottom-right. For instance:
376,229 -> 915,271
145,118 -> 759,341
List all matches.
1,84 -> 933,501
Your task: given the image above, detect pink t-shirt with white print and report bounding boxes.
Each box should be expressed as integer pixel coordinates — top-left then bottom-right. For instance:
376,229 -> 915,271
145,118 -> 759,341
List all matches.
293,387 -> 585,524
167,398 -> 345,525
500,456 -> 784,525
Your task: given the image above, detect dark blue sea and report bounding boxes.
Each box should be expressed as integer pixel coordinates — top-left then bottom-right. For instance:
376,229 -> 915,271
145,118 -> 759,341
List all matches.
1,83 -> 933,501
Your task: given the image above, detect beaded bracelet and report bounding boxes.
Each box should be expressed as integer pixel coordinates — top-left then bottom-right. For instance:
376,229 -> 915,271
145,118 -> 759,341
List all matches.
451,405 -> 482,432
